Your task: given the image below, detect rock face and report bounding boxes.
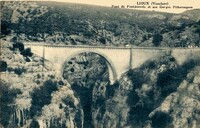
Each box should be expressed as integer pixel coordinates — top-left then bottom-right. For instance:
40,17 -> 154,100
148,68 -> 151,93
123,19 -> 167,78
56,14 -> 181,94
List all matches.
0,40 -> 83,128
62,52 -> 109,127
90,56 -> 200,128
151,66 -> 200,128
37,86 -> 83,128
61,51 -> 200,128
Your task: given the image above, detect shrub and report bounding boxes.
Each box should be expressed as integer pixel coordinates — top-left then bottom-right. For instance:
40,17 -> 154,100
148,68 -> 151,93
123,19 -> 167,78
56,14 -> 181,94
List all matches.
99,37 -> 106,44
48,75 -> 55,79
14,67 -> 26,76
58,80 -> 64,85
13,42 -> 24,51
25,57 -> 31,62
1,21 -> 11,36
152,33 -> 163,46
35,80 -> 40,85
0,61 -> 7,72
7,67 -> 13,72
20,48 -> 33,57
36,74 -> 41,79
151,112 -> 173,128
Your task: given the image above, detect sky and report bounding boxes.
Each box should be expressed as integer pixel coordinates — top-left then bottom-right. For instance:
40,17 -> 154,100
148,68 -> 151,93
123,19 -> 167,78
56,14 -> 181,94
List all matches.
4,0 -> 200,13
50,0 -> 200,13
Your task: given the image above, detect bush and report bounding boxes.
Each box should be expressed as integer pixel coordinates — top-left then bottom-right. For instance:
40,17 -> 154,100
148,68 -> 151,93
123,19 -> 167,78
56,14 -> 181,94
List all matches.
1,21 -> 11,36
13,42 -> 24,51
36,74 -> 41,79
152,33 -> 163,46
35,80 -> 40,84
58,80 -> 64,85
7,67 -> 13,72
20,48 -> 33,57
14,67 -> 26,76
99,37 -> 106,44
0,61 -> 7,72
151,112 -> 173,128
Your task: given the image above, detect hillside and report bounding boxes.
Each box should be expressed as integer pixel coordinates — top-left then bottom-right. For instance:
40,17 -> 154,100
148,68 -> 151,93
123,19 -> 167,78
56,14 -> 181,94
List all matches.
182,9 -> 200,21
1,1 -> 200,47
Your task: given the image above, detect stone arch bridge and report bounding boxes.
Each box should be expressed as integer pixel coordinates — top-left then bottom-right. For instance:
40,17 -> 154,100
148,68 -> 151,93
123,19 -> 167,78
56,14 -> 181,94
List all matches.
24,43 -> 200,84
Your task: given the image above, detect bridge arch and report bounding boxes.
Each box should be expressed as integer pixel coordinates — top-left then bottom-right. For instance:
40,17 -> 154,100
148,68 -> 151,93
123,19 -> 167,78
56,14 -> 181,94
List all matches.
60,51 -> 117,84
24,44 -> 132,83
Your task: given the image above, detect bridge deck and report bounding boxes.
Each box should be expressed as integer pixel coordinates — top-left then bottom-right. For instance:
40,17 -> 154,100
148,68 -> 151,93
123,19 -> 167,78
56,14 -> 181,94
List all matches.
24,43 -> 200,50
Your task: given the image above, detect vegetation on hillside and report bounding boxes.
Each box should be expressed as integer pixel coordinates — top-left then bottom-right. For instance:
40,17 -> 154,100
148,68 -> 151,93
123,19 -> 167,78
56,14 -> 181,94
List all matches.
0,81 -> 21,127
30,79 -> 59,118
1,1 -> 200,47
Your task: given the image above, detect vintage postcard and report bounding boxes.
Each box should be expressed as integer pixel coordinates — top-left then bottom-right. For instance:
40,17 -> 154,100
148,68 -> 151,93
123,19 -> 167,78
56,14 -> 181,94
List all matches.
1,0 -> 200,128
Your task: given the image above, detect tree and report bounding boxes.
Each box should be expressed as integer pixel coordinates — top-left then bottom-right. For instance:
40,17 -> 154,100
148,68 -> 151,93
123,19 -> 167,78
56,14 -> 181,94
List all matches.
14,67 -> 26,76
0,61 -> 7,72
1,21 -> 11,36
99,37 -> 106,44
13,42 -> 24,51
152,33 -> 163,46
20,48 -> 33,57
151,112 -> 173,128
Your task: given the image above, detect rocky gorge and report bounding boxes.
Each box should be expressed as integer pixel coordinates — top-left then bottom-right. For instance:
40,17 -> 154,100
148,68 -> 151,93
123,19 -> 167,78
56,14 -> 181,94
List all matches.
1,38 -> 200,128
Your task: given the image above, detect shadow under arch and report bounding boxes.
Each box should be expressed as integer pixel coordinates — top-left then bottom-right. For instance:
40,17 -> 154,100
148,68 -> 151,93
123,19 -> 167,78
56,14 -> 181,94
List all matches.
60,50 -> 117,84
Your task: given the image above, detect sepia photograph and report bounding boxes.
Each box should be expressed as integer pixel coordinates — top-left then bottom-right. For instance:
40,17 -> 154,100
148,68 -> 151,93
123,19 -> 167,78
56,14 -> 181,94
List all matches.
0,0 -> 200,128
